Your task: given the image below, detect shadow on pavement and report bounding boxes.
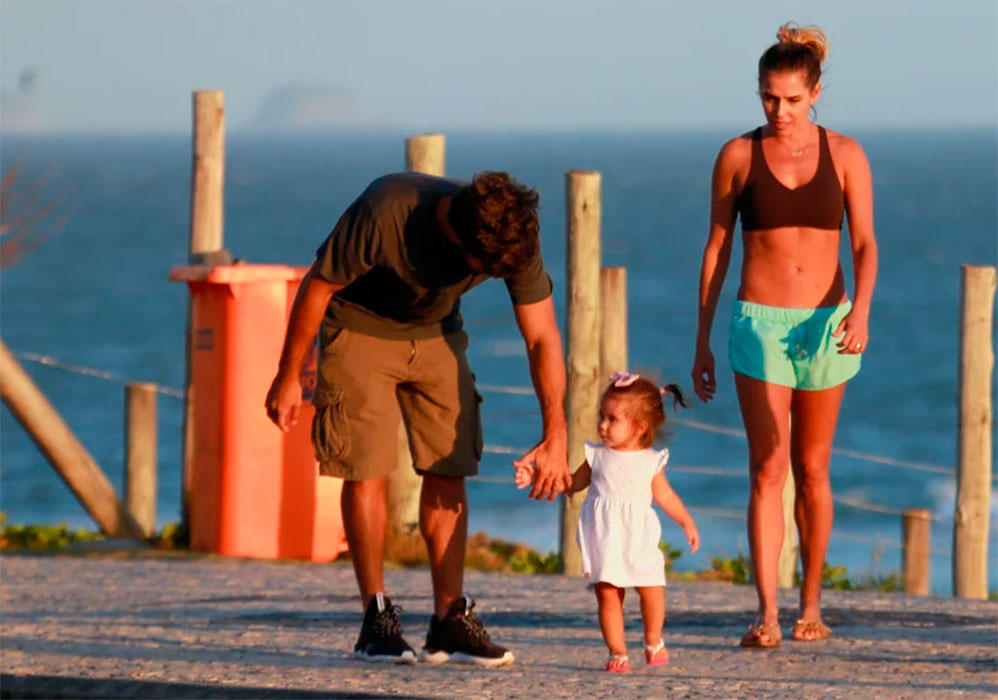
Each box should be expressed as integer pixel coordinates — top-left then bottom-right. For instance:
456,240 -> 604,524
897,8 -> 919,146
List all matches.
0,674 -> 431,700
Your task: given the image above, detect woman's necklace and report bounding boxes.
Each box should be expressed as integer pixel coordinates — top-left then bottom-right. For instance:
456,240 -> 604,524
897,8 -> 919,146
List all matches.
767,124 -> 813,157
787,125 -> 815,157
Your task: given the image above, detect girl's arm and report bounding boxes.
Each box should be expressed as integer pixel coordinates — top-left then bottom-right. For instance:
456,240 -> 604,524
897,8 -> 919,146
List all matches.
651,471 -> 700,553
832,136 -> 878,354
568,460 -> 591,494
692,139 -> 743,403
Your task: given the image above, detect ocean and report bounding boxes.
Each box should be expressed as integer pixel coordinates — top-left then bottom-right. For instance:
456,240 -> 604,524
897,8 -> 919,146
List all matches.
1,129 -> 996,595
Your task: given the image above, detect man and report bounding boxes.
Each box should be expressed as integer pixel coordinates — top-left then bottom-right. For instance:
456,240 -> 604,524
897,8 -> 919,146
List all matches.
265,170 -> 571,667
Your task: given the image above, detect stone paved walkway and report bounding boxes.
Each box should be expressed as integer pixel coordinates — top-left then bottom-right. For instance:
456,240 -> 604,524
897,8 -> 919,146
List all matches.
1,552 -> 996,699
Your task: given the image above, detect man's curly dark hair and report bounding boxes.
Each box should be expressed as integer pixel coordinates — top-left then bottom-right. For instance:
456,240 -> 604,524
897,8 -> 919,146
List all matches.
448,171 -> 540,278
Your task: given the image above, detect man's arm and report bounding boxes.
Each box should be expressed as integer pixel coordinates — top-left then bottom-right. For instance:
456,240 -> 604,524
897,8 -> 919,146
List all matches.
265,261 -> 343,432
510,296 -> 571,501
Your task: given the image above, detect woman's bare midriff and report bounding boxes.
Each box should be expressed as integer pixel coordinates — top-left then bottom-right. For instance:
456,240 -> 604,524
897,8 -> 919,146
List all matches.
738,226 -> 847,308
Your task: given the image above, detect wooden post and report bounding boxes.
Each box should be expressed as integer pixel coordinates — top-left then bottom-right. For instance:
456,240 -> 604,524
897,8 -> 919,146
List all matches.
0,341 -> 143,538
125,382 -> 157,538
562,171 -> 601,576
953,264 -> 996,599
903,508 -> 932,596
405,134 -> 445,176
180,90 -> 226,536
778,469 -> 799,589
599,267 -> 627,382
189,90 -> 225,256
386,134 -> 448,535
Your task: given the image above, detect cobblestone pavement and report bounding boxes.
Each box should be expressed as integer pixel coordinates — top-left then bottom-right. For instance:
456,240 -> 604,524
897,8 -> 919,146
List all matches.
1,552 -> 996,699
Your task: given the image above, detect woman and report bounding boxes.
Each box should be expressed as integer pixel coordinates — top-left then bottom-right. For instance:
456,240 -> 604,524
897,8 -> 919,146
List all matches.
691,23 -> 878,648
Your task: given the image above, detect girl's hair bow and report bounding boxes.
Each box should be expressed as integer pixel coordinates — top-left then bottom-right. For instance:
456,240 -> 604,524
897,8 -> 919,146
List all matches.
609,371 -> 640,387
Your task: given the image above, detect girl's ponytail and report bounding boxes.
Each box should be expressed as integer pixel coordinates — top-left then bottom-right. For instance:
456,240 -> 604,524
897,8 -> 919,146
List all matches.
660,383 -> 689,411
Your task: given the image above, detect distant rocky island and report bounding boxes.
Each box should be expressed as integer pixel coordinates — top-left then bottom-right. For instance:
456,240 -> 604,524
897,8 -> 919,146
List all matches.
244,84 -> 389,132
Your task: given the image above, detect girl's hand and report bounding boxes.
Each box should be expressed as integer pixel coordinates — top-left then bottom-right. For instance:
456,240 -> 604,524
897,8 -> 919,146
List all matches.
513,463 -> 535,490
684,523 -> 700,554
832,308 -> 870,355
691,346 -> 716,403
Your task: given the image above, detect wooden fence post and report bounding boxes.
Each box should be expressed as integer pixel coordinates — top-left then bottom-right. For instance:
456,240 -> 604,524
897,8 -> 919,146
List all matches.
778,469 -> 799,589
189,91 -> 225,257
562,170 -> 602,576
599,267 -> 627,382
386,134 -> 447,536
405,134 -> 445,176
903,508 -> 932,596
0,341 -> 143,538
125,382 -> 158,538
181,90 -> 226,537
953,264 -> 996,599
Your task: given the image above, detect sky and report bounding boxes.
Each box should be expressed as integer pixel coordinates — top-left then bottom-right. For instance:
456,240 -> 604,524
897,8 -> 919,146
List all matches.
1,1 -> 996,134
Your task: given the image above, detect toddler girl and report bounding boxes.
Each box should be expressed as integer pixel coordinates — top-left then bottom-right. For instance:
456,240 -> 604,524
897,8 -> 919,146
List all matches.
515,371 -> 700,672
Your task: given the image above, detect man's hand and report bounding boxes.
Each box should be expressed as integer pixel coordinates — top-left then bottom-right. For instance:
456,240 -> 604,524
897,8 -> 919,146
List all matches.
264,265 -> 342,433
512,436 -> 570,502
265,373 -> 302,433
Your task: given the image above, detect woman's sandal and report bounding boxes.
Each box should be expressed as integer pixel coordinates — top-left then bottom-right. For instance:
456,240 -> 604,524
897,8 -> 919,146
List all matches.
605,654 -> 630,673
793,618 -> 832,642
644,639 -> 670,666
739,622 -> 782,649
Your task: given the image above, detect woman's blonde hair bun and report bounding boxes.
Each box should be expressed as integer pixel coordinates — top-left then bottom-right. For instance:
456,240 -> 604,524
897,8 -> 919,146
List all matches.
776,22 -> 828,64
759,21 -> 828,89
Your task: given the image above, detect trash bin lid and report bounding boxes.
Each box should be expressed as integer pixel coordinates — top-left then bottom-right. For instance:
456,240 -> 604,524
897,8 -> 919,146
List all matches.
169,264 -> 308,284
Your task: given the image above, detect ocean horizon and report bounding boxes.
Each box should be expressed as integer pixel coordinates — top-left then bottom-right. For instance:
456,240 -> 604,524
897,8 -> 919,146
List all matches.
2,127 -> 996,595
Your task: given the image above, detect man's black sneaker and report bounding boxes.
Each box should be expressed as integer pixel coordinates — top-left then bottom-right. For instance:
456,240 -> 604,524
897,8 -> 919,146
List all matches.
353,593 -> 417,664
420,596 -> 514,667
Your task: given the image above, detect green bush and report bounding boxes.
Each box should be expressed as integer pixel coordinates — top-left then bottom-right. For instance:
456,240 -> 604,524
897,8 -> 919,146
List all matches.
793,562 -> 903,592
703,554 -> 752,584
820,563 -> 853,590
853,570 -> 903,592
0,513 -> 102,551
659,541 -> 683,575
509,549 -> 562,574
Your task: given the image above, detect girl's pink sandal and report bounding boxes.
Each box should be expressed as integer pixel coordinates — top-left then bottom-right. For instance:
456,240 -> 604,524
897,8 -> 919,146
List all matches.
644,639 -> 670,666
605,654 -> 630,673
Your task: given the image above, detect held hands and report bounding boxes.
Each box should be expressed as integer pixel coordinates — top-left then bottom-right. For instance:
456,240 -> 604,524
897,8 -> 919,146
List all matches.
511,437 -> 571,502
691,346 -> 716,403
513,462 -> 535,490
514,460 -> 574,497
832,308 -> 870,355
264,373 -> 302,433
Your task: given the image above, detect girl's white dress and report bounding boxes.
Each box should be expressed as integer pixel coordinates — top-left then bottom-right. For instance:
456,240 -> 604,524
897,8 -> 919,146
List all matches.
577,441 -> 668,588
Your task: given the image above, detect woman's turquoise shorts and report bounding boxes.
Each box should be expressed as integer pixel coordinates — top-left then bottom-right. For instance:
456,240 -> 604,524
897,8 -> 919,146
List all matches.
728,300 -> 861,391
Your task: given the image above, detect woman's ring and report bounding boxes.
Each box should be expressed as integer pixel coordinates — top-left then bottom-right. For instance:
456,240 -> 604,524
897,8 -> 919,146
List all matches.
854,343 -> 862,350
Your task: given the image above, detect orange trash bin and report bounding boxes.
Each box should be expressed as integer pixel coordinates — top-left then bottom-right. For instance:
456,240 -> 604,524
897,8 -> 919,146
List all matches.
170,264 -> 348,561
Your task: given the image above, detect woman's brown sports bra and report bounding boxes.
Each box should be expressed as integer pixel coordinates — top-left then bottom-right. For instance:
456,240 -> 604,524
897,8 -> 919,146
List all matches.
736,126 -> 844,232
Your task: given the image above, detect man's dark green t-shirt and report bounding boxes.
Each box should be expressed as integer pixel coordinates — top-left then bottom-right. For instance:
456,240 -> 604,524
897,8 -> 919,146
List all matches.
314,172 -> 553,339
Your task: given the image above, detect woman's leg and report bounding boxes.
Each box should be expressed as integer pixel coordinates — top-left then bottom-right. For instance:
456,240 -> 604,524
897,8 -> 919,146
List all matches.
594,583 -> 627,656
790,383 -> 846,637
734,373 -> 793,634
635,586 -> 665,646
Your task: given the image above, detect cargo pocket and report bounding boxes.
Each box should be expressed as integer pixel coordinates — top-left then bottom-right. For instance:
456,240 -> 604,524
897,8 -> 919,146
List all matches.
311,387 -> 351,468
320,326 -> 350,357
